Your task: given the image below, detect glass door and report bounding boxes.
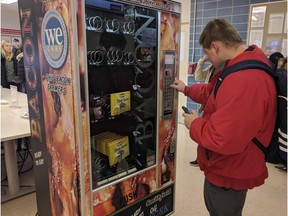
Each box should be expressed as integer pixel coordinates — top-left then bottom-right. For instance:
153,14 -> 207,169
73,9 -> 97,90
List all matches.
85,0 -> 158,189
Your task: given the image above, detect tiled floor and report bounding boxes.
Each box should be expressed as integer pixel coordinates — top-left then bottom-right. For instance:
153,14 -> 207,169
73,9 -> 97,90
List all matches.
1,123 -> 287,216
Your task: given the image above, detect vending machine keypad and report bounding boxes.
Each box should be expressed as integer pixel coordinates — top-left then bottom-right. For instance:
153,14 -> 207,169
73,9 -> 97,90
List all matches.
162,51 -> 176,120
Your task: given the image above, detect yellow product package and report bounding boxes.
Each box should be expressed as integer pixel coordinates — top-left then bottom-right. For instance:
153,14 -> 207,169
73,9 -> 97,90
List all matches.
110,91 -> 131,116
98,134 -> 122,155
106,136 -> 130,166
92,131 -> 113,152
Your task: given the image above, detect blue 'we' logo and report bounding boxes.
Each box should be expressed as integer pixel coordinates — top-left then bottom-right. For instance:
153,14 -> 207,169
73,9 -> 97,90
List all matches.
41,9 -> 68,69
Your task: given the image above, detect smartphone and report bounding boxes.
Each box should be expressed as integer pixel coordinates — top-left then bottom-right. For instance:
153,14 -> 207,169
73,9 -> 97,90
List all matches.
182,106 -> 191,114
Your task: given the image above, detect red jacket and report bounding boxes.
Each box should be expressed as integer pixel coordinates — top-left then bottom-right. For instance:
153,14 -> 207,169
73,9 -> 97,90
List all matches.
184,45 -> 277,190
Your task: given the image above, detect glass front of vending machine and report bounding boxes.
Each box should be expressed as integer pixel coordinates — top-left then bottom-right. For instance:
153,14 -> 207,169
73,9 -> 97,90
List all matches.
86,0 -> 158,189
83,0 -> 181,215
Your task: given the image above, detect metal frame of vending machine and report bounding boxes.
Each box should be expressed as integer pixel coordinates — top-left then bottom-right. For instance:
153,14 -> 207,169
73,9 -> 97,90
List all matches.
18,0 -> 181,215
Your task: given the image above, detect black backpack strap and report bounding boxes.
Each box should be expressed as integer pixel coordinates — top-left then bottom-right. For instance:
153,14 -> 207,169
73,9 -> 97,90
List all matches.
214,59 -> 275,98
252,137 -> 268,154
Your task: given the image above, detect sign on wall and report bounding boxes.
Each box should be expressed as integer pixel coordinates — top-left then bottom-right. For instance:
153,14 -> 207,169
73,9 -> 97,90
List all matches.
247,1 -> 287,56
1,28 -> 22,49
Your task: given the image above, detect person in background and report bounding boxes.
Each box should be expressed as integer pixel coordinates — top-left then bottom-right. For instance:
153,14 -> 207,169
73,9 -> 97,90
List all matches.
269,52 -> 284,71
194,55 -> 214,82
171,19 -> 276,216
15,47 -> 26,93
1,41 -> 26,150
269,53 -> 287,96
275,57 -> 287,172
269,52 -> 287,172
1,40 -> 25,92
278,57 -> 287,69
190,55 -> 224,167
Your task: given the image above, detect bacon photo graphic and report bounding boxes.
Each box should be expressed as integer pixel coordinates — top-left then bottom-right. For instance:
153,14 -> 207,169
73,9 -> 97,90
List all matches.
37,1 -> 80,215
158,12 -> 180,188
93,168 -> 156,215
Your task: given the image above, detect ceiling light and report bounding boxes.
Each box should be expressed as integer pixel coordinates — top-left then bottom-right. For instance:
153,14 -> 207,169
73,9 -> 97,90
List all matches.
1,0 -> 18,4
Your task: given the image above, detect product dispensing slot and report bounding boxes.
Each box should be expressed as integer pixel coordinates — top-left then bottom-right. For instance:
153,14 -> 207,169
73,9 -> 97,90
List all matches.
162,51 -> 175,120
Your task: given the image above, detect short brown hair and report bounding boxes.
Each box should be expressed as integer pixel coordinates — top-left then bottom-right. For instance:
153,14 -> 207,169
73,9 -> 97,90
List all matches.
199,19 -> 243,49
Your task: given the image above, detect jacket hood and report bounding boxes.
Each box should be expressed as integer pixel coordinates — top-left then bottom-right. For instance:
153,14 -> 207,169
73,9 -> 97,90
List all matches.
225,45 -> 272,70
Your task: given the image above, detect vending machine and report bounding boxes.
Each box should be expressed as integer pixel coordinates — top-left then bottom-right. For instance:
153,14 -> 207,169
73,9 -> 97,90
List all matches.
18,0 -> 181,215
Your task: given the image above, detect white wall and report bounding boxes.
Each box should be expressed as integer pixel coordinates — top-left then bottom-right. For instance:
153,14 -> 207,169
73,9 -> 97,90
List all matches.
1,8 -> 20,30
175,0 -> 191,124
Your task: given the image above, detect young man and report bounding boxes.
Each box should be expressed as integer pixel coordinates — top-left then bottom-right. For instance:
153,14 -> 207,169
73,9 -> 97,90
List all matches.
171,19 -> 277,216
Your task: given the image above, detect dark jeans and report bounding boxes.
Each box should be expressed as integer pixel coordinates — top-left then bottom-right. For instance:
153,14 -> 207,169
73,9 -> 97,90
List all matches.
204,178 -> 247,216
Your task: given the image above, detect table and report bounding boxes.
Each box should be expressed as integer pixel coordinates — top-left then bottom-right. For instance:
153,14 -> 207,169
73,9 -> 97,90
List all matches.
1,87 -> 35,202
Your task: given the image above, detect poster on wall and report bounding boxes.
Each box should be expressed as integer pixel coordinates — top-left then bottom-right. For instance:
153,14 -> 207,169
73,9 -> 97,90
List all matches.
265,36 -> 281,54
251,6 -> 266,28
248,1 -> 287,55
249,29 -> 263,48
268,13 -> 284,34
188,62 -> 198,75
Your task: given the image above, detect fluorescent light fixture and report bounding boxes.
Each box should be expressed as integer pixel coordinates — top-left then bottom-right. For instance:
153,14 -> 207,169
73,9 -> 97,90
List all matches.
1,0 -> 18,4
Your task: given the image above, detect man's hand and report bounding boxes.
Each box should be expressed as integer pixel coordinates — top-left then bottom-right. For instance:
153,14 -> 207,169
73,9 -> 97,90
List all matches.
202,55 -> 209,62
170,80 -> 186,93
16,52 -> 23,61
182,110 -> 198,129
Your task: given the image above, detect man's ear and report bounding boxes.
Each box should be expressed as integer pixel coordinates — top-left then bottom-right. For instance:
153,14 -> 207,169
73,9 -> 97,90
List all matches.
211,41 -> 221,54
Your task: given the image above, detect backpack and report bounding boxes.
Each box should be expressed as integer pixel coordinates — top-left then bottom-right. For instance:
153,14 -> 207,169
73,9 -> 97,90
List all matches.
275,67 -> 287,164
214,59 -> 287,164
